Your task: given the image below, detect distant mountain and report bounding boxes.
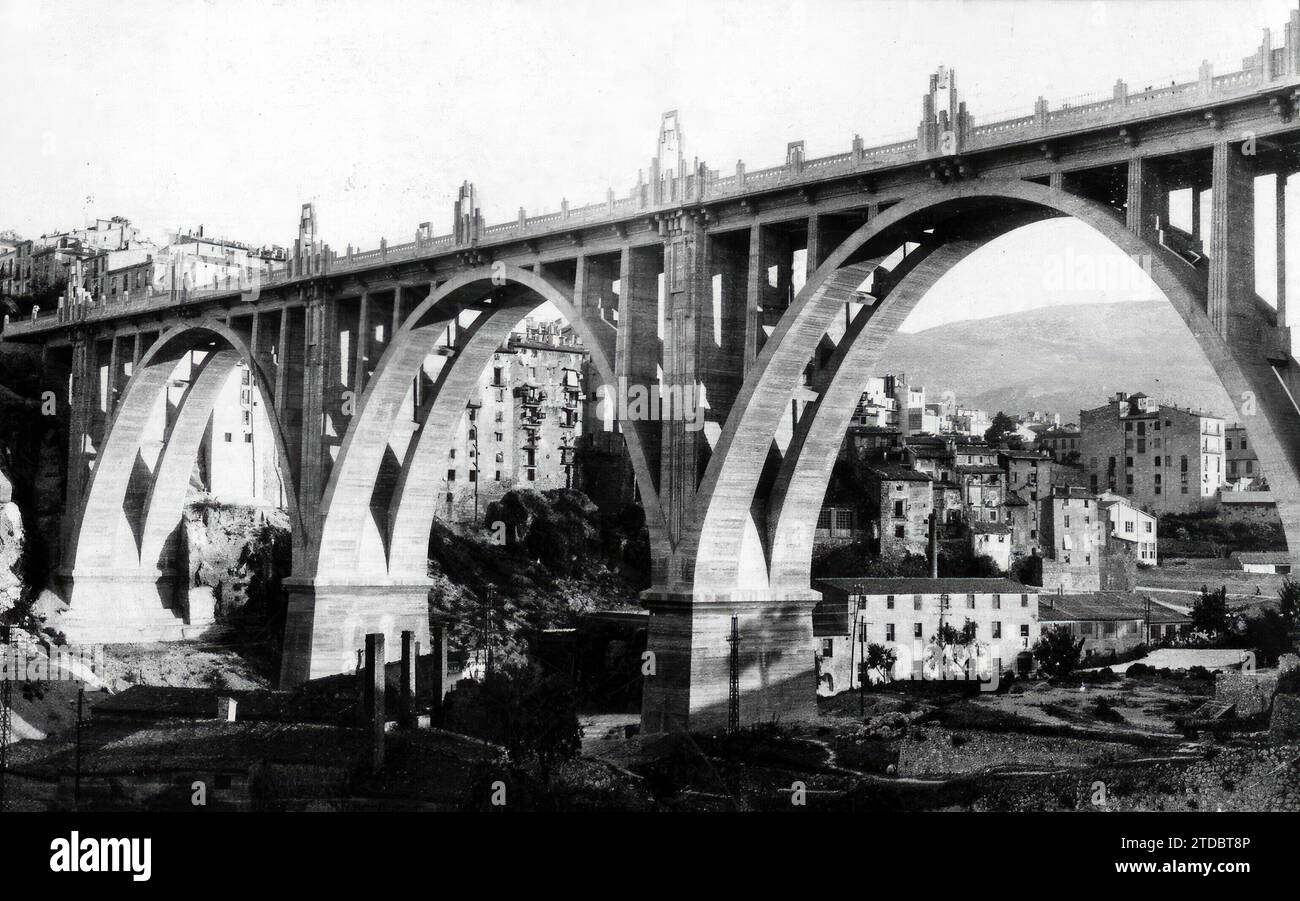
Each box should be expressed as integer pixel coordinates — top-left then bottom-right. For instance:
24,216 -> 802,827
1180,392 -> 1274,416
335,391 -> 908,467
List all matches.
876,301 -> 1235,423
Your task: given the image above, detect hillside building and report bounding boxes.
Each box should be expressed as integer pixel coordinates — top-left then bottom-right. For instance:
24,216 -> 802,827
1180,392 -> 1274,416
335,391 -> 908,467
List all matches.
1079,391 -> 1223,514
813,577 -> 1040,693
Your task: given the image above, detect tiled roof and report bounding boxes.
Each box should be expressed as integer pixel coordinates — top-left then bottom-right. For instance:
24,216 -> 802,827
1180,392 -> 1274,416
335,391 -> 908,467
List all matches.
1038,592 -> 1190,624
1003,490 -> 1029,507
867,464 -> 932,482
955,464 -> 1003,475
1231,551 -> 1293,564
971,521 -> 1013,535
817,577 -> 1033,595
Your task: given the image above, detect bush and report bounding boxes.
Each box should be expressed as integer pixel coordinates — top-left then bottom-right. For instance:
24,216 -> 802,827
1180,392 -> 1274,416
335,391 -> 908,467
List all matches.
1125,663 -> 1152,678
1277,667 -> 1300,697
443,664 -> 582,776
1033,624 -> 1084,680
1093,696 -> 1124,723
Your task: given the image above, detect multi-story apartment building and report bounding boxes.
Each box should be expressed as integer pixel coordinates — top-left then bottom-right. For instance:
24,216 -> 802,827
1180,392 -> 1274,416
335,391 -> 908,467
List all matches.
850,375 -> 899,428
1038,485 -> 1105,591
1080,392 -> 1223,514
200,361 -> 285,507
863,463 -> 934,557
1224,423 -> 1262,489
440,319 -> 585,523
813,577 -> 1040,692
1097,491 -> 1158,565
1004,490 -> 1041,559
999,449 -> 1054,504
1037,426 -> 1081,462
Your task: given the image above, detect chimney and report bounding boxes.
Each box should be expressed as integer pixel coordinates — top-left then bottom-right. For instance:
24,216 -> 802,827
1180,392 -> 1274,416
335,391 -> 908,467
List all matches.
927,511 -> 939,578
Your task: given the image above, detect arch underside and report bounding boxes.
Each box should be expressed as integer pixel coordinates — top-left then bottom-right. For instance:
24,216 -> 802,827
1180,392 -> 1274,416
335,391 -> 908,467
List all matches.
686,178 -> 1300,597
281,264 -> 668,683
60,320 -> 302,641
311,264 -> 665,585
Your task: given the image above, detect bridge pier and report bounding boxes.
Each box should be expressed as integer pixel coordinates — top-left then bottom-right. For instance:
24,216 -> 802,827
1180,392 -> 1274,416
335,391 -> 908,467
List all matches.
280,578 -> 432,686
640,589 -> 820,734
56,568 -> 190,643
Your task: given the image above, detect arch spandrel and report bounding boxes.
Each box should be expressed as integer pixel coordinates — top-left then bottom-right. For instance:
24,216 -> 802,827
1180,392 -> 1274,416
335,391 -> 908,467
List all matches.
685,178 -> 1300,596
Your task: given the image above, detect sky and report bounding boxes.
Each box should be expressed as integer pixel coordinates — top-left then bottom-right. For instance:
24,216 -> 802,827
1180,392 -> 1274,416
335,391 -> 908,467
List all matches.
1,0 -> 1295,331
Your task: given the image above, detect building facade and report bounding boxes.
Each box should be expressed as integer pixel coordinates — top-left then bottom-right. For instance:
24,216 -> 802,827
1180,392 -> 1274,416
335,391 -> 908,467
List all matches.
1080,392 -> 1223,514
440,320 -> 585,523
813,577 -> 1041,693
1038,485 -> 1105,592
1038,592 -> 1190,658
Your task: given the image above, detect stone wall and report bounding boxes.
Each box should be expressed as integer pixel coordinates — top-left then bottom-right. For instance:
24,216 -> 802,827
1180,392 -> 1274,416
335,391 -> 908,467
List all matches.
1215,669 -> 1279,717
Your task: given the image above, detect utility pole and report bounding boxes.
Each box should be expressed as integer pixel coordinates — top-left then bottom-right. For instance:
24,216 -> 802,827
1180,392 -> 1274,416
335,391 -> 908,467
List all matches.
0,626 -> 9,812
73,687 -> 84,811
859,614 -> 868,717
482,586 -> 496,679
848,583 -> 862,696
726,615 -> 740,734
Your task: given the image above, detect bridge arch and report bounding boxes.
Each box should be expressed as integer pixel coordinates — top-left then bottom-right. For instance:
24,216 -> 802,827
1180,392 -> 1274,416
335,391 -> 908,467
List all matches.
282,263 -> 666,683
687,177 -> 1300,596
61,319 -> 303,642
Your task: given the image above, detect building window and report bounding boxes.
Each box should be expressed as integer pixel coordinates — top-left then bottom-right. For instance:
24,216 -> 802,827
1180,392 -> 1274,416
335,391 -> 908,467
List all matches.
223,432 -> 233,442
894,525 -> 905,539
992,594 -> 1001,609
992,621 -> 1002,639
1020,624 -> 1030,639
967,593 -> 976,609
886,594 -> 895,609
913,594 -> 922,610
821,639 -> 833,658
1020,593 -> 1028,607
893,500 -> 904,517
447,469 -> 456,481
243,433 -> 253,444
885,624 -> 895,642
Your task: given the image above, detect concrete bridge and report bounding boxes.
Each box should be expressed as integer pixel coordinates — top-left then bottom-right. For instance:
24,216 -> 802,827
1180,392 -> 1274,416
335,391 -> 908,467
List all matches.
5,5 -> 1300,732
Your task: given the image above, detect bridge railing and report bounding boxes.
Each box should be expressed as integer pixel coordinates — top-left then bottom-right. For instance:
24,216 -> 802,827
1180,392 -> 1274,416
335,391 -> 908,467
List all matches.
4,22 -> 1297,343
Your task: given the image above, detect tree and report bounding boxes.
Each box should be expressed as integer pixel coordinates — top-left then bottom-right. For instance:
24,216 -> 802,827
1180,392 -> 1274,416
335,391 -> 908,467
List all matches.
984,411 -> 1021,448
444,663 -> 583,778
1242,608 -> 1292,666
934,618 -> 978,648
1033,624 -> 1084,680
1278,577 -> 1300,628
865,643 -> 898,684
1191,584 -> 1234,636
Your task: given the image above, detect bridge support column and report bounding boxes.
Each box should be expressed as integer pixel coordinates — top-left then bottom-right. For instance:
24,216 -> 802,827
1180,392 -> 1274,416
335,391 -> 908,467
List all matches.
1278,171 -> 1289,328
641,589 -> 820,734
280,578 -> 432,686
1126,156 -> 1167,241
58,338 -> 97,563
1209,140 -> 1256,339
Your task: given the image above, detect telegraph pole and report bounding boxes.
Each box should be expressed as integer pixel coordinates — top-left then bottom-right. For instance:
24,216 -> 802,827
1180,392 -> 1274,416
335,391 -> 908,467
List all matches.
0,626 -> 9,812
726,616 -> 740,734
73,687 -> 84,811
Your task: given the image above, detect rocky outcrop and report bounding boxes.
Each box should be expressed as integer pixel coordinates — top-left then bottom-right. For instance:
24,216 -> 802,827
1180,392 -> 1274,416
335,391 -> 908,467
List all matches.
0,496 -> 24,616
182,499 -> 290,623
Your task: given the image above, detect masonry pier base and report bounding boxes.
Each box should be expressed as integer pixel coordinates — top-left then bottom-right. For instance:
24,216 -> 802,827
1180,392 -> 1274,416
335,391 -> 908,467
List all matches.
279,578 -> 432,688
57,568 -> 192,644
640,589 -> 820,734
